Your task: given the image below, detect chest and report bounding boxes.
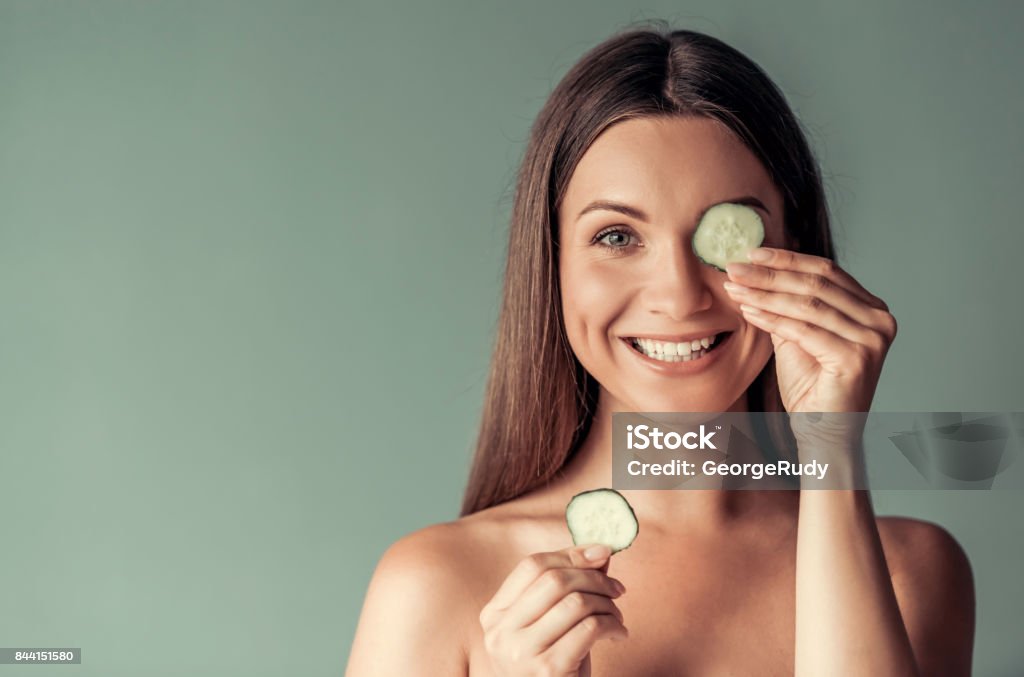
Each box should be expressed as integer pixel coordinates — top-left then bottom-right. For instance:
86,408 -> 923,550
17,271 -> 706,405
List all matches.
467,538 -> 798,676
591,552 -> 797,676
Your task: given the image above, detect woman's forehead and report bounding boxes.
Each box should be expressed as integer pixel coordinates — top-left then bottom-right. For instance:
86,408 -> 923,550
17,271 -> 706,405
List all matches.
560,116 -> 783,227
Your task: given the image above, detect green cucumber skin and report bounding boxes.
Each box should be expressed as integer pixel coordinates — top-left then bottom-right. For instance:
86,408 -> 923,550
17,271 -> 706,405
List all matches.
565,487 -> 639,554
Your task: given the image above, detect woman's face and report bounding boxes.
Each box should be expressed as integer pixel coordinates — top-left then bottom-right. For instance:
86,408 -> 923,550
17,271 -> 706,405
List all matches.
558,115 -> 787,413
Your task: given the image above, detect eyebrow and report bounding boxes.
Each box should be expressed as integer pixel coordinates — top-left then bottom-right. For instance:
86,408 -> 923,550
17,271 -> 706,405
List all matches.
575,195 -> 770,223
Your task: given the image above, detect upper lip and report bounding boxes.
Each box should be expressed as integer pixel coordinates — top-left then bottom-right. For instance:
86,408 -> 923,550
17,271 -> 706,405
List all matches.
623,330 -> 730,343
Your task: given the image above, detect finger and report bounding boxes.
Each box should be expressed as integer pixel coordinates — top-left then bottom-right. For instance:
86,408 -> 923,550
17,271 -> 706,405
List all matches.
539,613 -> 629,672
725,261 -> 889,331
501,567 -> 624,630
744,247 -> 889,311
524,592 -> 624,655
484,545 -> 611,616
739,304 -> 870,372
724,283 -> 881,348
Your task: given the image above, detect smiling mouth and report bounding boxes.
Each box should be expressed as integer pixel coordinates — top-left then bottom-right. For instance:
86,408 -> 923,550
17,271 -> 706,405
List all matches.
625,332 -> 732,363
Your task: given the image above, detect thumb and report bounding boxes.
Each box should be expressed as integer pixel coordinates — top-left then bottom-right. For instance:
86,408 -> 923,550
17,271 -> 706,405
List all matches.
567,543 -> 612,569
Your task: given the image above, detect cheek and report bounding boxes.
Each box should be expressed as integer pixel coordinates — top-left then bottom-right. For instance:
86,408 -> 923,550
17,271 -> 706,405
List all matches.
706,281 -> 774,356
750,330 -> 774,365
560,258 -> 632,353
741,323 -> 777,387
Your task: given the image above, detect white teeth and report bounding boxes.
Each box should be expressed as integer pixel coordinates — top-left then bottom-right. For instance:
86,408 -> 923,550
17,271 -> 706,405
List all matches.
630,336 -> 717,363
631,333 -> 719,358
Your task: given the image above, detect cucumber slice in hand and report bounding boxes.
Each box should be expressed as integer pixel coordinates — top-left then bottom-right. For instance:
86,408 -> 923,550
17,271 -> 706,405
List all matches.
565,488 -> 639,553
692,202 -> 765,271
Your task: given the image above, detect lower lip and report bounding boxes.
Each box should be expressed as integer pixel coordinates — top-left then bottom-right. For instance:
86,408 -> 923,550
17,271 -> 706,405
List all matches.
621,332 -> 732,374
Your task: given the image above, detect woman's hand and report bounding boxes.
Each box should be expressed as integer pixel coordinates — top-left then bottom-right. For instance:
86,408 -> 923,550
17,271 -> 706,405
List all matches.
479,544 -> 628,676
723,247 -> 898,415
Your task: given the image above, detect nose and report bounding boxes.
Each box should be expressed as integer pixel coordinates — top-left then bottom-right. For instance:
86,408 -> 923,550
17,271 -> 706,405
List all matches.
642,240 -> 714,321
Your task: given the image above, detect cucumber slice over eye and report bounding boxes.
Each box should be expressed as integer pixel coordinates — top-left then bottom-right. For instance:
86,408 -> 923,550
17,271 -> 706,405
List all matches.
692,202 -> 765,272
565,488 -> 639,553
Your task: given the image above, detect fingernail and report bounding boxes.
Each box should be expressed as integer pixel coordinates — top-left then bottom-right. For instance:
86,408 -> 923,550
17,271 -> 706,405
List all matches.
723,281 -> 749,294
583,544 -> 611,561
747,248 -> 771,262
614,628 -> 630,641
739,303 -> 762,315
613,579 -> 626,594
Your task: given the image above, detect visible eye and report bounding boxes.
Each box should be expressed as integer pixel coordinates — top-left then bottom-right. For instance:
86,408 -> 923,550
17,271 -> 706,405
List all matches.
593,227 -> 639,251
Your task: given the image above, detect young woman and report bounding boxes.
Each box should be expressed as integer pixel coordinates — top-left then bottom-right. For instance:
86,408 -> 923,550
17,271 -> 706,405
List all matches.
346,25 -> 975,676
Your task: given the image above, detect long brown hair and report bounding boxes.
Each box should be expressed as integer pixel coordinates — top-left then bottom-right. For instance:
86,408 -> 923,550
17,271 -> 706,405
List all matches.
461,22 -> 836,516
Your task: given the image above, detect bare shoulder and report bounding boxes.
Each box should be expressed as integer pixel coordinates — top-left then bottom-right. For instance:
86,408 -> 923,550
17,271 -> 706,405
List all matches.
345,520 -> 485,676
372,514 -> 519,602
876,516 -> 976,675
876,516 -> 973,583
346,504 -> 551,676
378,518 -> 492,579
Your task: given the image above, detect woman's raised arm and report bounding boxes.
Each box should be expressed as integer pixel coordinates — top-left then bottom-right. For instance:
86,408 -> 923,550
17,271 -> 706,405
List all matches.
795,490 -> 974,676
723,246 -> 975,674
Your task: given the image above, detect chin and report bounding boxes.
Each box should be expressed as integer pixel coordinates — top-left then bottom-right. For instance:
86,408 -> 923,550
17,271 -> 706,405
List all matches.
609,386 -> 737,414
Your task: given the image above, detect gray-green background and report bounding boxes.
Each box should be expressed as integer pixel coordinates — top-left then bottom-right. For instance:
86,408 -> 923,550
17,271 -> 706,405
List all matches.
1,1 -> 1020,675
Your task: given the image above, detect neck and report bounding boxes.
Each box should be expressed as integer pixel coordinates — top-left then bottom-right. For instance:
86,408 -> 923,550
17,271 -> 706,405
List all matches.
550,389 -> 799,533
